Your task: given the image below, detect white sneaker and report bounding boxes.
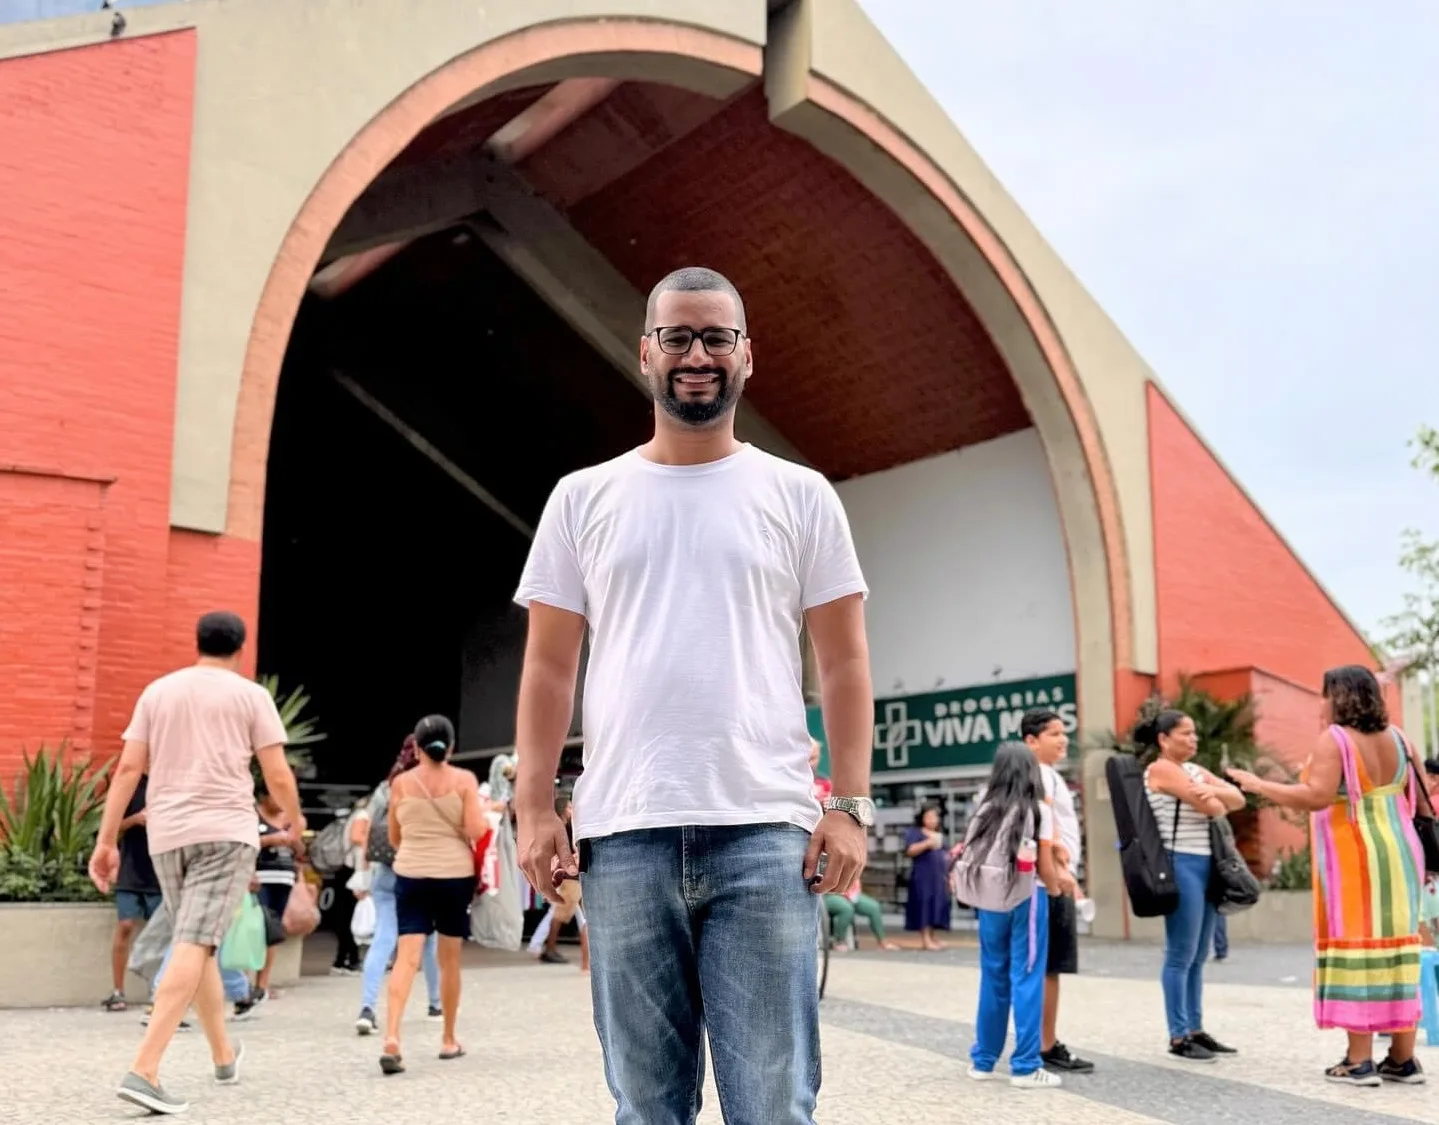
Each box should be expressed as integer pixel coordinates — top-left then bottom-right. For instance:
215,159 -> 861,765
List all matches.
1011,1068 -> 1063,1090
967,1066 -> 1000,1081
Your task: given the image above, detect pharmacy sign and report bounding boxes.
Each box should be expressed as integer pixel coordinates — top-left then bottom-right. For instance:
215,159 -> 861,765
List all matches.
870,673 -> 1078,774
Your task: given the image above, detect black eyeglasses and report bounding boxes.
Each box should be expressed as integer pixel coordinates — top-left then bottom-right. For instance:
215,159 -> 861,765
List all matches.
650,326 -> 744,356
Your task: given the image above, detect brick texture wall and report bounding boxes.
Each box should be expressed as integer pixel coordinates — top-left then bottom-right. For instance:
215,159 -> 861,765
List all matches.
1148,385 -> 1381,701
1150,385 -> 1395,872
0,31 -> 240,776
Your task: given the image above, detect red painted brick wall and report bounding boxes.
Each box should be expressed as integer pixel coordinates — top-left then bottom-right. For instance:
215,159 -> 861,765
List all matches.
0,470 -> 109,759
1148,385 -> 1380,702
165,531 -> 262,676
1152,387 -> 1397,874
0,32 -> 201,776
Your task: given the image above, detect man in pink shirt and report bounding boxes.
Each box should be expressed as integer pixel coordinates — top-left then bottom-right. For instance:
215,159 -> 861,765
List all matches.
89,611 -> 304,1116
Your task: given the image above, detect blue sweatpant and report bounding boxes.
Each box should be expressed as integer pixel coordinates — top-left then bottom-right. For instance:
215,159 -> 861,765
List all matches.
971,891 -> 1050,1077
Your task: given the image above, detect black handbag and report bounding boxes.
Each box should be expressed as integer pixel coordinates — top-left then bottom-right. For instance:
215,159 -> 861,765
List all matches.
261,900 -> 287,947
1207,815 -> 1261,915
1400,732 -> 1439,876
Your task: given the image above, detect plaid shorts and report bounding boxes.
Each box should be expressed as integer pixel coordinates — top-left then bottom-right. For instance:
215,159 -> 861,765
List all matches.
153,842 -> 258,948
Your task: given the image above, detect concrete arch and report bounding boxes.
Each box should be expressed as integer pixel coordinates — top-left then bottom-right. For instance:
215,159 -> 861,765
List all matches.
228,15 -> 1129,730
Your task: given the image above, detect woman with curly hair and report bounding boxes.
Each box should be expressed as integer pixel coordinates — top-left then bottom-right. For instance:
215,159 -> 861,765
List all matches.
1229,665 -> 1428,1088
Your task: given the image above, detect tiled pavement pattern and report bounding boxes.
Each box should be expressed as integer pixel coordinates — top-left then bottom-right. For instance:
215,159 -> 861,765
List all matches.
1,942 -> 1432,1123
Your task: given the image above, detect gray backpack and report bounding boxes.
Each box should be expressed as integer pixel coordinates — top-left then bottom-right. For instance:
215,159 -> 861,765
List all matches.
306,816 -> 350,875
951,803 -> 1037,913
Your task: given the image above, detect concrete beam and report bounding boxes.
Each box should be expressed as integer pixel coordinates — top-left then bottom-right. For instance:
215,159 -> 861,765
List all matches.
465,159 -> 810,466
330,370 -> 534,540
328,152 -> 809,465
325,147 -> 493,263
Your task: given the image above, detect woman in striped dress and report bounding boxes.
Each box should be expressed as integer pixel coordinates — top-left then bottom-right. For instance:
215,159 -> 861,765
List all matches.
1229,665 -> 1427,1087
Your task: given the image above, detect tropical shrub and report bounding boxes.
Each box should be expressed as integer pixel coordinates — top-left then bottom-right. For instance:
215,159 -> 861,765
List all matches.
0,745 -> 112,902
252,675 -> 326,786
1269,845 -> 1312,891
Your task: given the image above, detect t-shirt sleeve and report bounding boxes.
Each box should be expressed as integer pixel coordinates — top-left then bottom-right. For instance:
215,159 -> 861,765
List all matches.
799,476 -> 868,610
251,688 -> 289,750
1038,800 -> 1055,844
513,479 -> 587,616
121,688 -> 151,743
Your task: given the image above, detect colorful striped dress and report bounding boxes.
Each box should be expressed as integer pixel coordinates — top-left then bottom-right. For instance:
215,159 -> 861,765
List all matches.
1311,725 -> 1425,1033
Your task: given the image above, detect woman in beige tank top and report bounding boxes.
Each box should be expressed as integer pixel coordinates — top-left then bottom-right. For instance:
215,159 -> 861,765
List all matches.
379,715 -> 486,1074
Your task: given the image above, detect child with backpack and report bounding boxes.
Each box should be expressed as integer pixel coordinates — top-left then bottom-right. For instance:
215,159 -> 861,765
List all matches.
954,742 -> 1074,1089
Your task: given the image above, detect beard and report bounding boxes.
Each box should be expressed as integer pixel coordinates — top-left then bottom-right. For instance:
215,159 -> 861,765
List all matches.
653,365 -> 743,427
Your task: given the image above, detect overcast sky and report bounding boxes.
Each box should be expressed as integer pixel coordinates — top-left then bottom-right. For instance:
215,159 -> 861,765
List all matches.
857,1 -> 1438,639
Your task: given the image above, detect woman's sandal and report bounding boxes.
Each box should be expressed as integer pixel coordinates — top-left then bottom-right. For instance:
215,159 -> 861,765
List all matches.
379,1040 -> 405,1075
439,1044 -> 466,1061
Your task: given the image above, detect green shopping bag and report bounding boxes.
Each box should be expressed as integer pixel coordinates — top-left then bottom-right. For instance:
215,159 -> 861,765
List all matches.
219,893 -> 267,972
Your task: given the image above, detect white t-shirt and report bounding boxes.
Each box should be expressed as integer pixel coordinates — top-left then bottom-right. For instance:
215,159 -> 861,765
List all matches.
513,444 -> 868,842
1041,764 -> 1083,866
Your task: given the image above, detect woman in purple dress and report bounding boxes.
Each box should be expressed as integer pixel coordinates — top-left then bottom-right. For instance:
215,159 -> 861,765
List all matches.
904,805 -> 952,950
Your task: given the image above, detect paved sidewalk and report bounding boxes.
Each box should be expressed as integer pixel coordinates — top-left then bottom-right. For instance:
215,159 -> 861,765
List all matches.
1,947 -> 1433,1122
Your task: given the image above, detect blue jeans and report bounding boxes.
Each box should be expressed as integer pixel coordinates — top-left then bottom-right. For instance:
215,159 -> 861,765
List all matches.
582,824 -> 820,1125
152,946 -> 251,1002
1212,913 -> 1228,959
362,863 -> 439,1011
971,891 -> 1049,1077
1163,851 -> 1217,1041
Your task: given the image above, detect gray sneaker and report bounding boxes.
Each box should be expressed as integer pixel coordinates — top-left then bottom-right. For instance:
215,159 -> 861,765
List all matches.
117,1072 -> 189,1115
215,1039 -> 244,1085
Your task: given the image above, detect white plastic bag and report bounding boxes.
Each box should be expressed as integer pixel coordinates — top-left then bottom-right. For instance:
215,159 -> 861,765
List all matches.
351,895 -> 377,944
127,906 -> 172,982
469,817 -> 522,951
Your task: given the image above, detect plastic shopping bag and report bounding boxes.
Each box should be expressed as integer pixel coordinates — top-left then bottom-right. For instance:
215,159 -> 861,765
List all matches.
219,893 -> 268,972
127,906 -> 172,982
351,895 -> 377,944
469,817 -> 522,951
282,875 -> 321,937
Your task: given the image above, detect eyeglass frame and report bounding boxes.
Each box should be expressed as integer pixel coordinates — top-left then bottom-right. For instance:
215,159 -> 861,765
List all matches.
647,325 -> 746,357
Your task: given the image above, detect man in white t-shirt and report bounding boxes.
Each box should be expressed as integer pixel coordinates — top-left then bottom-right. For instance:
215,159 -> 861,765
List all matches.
1022,708 -> 1096,1075
513,267 -> 874,1124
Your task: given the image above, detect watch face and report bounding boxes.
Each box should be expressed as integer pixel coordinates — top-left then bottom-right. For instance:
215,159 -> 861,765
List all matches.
833,797 -> 875,827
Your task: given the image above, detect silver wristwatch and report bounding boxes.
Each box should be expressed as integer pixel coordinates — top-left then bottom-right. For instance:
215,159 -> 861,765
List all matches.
824,795 -> 876,828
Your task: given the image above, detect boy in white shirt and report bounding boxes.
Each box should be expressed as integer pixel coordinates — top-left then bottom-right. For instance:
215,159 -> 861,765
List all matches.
1022,709 -> 1096,1075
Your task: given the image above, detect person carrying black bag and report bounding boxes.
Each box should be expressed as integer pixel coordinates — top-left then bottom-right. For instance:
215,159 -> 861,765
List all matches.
1137,709 -> 1247,1064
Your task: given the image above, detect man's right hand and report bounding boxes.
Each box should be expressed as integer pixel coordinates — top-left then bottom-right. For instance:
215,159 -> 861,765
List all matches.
88,841 -> 120,895
517,807 -> 575,906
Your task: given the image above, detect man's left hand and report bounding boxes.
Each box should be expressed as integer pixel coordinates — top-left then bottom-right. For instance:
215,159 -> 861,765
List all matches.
804,810 -> 868,896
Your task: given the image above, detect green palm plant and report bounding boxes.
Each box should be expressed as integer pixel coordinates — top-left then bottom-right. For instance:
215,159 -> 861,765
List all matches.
0,744 -> 112,902
253,675 -> 326,783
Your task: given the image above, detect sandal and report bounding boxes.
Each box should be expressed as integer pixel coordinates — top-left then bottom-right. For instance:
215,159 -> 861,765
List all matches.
439,1044 -> 465,1060
379,1039 -> 405,1075
102,991 -> 128,1012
